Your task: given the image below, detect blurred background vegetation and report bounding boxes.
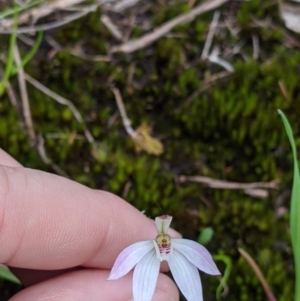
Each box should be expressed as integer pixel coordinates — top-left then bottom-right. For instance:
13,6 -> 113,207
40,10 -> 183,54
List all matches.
1,0 -> 300,300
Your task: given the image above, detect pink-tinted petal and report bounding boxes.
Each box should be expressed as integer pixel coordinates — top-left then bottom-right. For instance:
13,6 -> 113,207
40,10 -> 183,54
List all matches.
133,250 -> 160,301
108,240 -> 153,280
172,239 -> 220,275
155,215 -> 173,234
169,249 -> 203,301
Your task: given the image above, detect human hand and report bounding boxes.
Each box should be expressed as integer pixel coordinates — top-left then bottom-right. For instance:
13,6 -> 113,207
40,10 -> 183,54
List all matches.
0,149 -> 179,301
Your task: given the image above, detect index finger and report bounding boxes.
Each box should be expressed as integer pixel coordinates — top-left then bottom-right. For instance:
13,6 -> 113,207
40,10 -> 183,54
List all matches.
0,164 -> 177,271
0,149 -> 22,167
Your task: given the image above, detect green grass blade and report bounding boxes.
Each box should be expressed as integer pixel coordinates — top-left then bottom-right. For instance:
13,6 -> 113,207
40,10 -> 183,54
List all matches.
278,109 -> 300,301
0,0 -> 45,20
0,266 -> 21,285
0,5 -> 18,96
11,30 -> 43,76
0,5 -> 42,95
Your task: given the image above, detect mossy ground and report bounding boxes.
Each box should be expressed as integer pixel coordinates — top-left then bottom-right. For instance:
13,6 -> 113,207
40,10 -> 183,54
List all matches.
0,0 -> 300,300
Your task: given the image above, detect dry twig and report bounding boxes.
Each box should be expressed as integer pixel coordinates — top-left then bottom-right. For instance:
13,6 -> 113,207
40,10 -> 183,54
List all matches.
179,175 -> 279,190
179,175 -> 279,198
111,0 -> 229,53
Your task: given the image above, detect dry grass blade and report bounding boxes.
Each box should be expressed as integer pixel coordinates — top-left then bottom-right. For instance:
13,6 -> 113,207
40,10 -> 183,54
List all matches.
13,45 -> 36,145
0,4 -> 99,34
201,10 -> 221,59
238,248 -> 278,301
0,0 -> 87,28
111,0 -> 229,53
5,80 -> 26,129
111,86 -> 137,138
101,15 -> 123,40
24,73 -> 95,144
112,0 -> 141,12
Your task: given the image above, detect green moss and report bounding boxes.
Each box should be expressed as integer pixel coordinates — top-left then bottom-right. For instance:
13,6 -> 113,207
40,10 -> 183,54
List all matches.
1,1 -> 299,299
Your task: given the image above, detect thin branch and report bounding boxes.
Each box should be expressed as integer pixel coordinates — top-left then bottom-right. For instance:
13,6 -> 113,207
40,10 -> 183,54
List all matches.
13,45 -> 36,145
201,10 -> 221,59
111,0 -> 229,53
179,175 -> 279,191
24,73 -> 95,144
180,174 -> 277,198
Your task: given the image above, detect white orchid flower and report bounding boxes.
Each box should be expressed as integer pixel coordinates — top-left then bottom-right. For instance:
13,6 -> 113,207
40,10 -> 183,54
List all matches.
108,215 -> 220,301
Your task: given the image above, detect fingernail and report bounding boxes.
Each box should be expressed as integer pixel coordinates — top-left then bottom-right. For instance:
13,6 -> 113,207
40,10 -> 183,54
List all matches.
126,291 -> 176,301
